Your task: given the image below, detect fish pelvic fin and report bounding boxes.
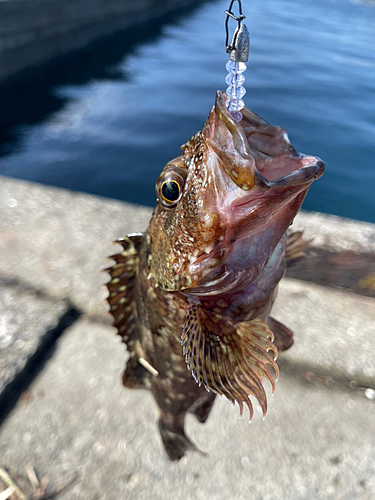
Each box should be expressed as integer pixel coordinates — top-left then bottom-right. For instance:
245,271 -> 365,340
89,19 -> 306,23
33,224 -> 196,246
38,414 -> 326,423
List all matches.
181,304 -> 279,421
105,233 -> 143,346
285,230 -> 313,265
267,317 -> 294,352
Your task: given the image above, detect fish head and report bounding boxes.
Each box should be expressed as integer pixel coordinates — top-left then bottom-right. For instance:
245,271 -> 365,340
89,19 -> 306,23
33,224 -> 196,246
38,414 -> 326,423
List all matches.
147,91 -> 324,295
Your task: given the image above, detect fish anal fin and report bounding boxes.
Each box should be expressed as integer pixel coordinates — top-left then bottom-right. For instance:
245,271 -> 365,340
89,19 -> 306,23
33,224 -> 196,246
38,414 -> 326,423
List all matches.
182,305 -> 279,420
267,317 -> 294,352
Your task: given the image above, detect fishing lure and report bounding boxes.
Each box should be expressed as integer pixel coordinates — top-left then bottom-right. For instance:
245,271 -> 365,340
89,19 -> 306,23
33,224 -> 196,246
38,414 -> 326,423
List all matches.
225,0 -> 249,122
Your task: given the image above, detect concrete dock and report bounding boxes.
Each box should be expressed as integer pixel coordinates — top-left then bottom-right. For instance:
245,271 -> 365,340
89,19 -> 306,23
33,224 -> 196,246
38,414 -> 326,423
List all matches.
0,175 -> 374,499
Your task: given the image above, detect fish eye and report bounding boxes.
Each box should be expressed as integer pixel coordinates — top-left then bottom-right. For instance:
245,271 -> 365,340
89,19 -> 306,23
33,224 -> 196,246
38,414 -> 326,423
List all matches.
161,180 -> 180,204
157,168 -> 186,207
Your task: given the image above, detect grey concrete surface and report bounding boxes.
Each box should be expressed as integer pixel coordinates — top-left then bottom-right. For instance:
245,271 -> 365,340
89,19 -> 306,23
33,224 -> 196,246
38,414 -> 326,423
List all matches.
0,176 -> 374,498
0,280 -> 68,398
292,211 -> 375,254
0,175 -> 151,318
1,175 -> 375,319
0,0 -> 205,81
0,175 -> 374,386
0,318 -> 374,500
273,278 -> 375,386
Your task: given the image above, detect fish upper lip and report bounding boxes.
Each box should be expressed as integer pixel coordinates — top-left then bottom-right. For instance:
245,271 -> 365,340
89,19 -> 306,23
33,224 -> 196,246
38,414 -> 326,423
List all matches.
256,158 -> 325,189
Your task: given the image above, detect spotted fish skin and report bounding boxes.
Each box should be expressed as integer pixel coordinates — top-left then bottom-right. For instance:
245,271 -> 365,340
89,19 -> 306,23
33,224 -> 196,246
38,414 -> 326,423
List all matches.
106,91 -> 324,460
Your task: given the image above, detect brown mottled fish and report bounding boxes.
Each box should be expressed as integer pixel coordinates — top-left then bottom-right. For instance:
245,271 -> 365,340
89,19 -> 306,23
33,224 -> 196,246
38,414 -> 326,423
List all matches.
106,91 -> 324,460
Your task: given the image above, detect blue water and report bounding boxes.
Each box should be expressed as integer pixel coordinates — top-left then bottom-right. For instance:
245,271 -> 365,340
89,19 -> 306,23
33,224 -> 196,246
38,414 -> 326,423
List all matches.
0,0 -> 374,222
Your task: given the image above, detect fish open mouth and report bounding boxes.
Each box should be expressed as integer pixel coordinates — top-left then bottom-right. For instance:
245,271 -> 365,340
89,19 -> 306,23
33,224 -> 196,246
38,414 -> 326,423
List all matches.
183,92 -> 325,296
214,91 -> 324,190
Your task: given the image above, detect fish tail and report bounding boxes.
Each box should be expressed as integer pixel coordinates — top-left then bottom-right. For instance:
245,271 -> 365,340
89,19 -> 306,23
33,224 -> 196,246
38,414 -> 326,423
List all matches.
158,411 -> 205,461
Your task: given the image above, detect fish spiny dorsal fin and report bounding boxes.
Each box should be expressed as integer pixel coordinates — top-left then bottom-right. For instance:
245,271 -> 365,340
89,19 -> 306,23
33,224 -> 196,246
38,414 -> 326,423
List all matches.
105,233 -> 143,345
181,304 -> 279,421
285,230 -> 312,265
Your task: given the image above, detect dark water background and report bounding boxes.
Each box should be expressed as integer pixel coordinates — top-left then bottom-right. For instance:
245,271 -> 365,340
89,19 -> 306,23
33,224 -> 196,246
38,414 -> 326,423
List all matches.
0,0 -> 374,222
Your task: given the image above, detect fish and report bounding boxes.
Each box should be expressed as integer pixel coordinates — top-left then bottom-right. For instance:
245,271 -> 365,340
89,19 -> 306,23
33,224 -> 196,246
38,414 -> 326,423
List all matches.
106,90 -> 324,461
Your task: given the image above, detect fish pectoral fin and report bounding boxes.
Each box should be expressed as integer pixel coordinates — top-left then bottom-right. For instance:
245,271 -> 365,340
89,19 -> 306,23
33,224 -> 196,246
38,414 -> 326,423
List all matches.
181,305 -> 279,420
285,230 -> 312,265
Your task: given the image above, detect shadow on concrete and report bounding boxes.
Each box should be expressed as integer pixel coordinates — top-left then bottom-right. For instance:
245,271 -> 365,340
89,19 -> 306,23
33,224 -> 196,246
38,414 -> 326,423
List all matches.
0,302 -> 81,428
286,248 -> 375,299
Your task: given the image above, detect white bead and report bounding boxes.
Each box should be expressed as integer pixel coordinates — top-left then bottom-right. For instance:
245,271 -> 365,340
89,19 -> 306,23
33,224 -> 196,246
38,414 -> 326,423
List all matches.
225,59 -> 247,122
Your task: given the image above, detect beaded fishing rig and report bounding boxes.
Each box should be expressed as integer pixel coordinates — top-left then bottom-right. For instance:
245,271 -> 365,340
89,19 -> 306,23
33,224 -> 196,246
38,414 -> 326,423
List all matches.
224,0 -> 250,122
